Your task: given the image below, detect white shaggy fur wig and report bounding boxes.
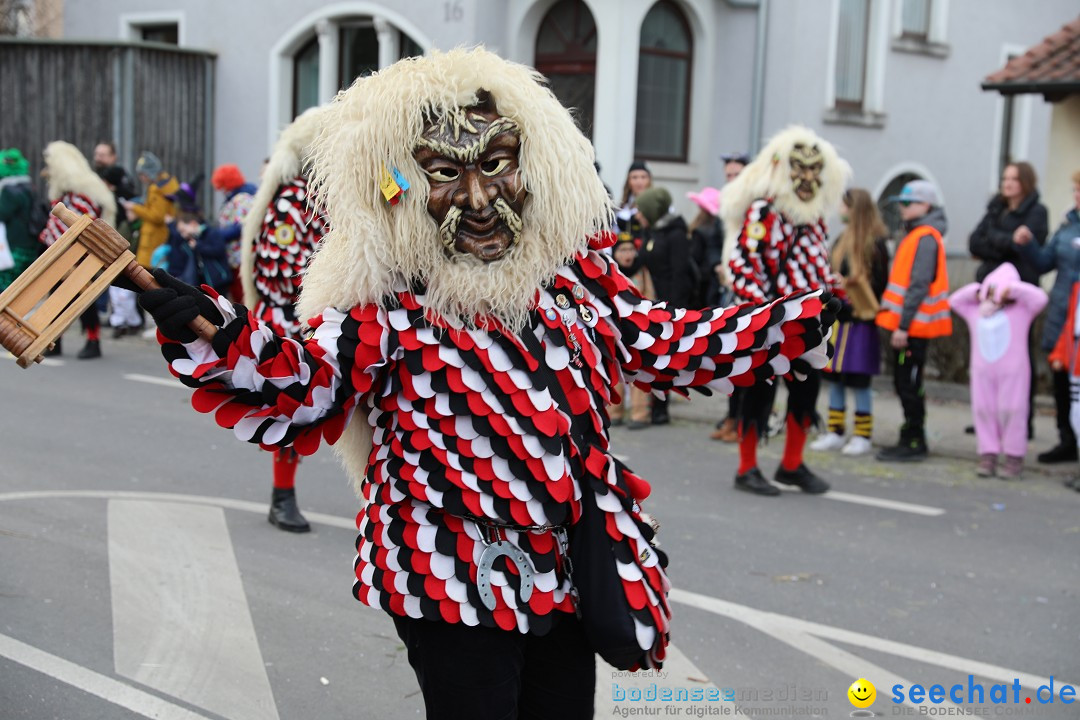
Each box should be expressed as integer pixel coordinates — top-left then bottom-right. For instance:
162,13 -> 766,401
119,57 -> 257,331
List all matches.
240,105 -> 330,308
43,141 -> 117,227
299,46 -> 613,328
720,126 -> 850,270
298,47 -> 612,493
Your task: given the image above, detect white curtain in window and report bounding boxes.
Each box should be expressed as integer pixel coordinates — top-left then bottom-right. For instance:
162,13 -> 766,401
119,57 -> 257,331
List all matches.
901,0 -> 931,37
835,0 -> 869,106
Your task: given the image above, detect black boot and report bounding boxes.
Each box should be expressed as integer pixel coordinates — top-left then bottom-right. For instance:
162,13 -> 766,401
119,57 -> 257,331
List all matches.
77,340 -> 101,359
734,467 -> 781,496
774,464 -> 830,494
651,395 -> 670,425
1037,443 -> 1078,464
876,428 -> 927,462
269,487 -> 310,533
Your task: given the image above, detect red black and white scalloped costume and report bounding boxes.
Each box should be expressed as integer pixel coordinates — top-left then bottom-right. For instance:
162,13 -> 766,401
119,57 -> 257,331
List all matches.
729,199 -> 839,305
728,198 -> 841,460
250,176 -> 325,341
39,192 -> 103,247
159,245 -> 830,668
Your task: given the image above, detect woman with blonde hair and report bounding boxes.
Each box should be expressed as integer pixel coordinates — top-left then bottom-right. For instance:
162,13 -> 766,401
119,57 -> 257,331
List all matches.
811,188 -> 890,455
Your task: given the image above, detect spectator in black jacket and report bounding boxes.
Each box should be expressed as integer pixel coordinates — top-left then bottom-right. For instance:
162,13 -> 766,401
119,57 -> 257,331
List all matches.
636,186 -> 693,307
635,185 -> 693,425
969,161 -> 1049,440
687,185 -> 721,307
969,161 -> 1049,284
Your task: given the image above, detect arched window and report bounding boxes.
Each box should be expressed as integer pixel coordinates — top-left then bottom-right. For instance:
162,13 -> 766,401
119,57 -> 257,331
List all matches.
635,1 -> 692,161
289,17 -> 423,120
535,0 -> 597,139
878,172 -> 922,239
292,36 -> 320,117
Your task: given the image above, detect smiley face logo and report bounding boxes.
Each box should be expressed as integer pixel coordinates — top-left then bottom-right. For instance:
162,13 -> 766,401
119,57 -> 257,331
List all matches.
847,678 -> 876,709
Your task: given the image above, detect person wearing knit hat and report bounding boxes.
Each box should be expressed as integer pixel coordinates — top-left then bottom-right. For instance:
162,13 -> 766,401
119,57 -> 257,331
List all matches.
0,148 -> 39,293
121,151 -> 179,268
211,163 -> 246,193
135,151 -> 162,180
634,185 -> 695,427
211,164 -> 258,300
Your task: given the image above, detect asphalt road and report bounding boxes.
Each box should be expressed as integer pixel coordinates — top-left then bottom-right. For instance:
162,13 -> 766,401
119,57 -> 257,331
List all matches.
1,331 -> 1078,720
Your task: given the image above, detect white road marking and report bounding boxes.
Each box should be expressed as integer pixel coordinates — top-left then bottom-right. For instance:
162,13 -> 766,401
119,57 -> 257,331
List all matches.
3,352 -> 63,367
124,372 -> 186,389
0,490 -> 357,530
109,500 -> 280,720
779,486 -> 946,516
0,631 -> 213,720
669,587 -> 1076,690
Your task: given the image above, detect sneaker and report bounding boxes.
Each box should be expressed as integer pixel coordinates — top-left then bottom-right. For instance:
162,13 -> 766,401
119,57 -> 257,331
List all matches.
998,455 -> 1023,480
734,467 -> 781,496
976,454 -> 997,477
1037,443 -> 1078,464
841,436 -> 873,456
774,464 -> 830,494
876,439 -> 928,462
809,432 -> 846,451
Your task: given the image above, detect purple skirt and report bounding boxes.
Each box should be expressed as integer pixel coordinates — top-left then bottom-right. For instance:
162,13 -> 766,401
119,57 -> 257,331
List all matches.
824,320 -> 881,376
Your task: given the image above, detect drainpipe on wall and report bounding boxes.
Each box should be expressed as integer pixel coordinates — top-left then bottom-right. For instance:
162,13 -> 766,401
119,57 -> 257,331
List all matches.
749,0 -> 769,154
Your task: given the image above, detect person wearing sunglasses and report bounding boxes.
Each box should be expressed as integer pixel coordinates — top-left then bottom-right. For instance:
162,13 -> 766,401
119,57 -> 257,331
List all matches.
876,180 -> 953,461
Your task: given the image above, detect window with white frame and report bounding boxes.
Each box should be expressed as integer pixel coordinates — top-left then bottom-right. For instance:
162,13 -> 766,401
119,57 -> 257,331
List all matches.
289,18 -> 422,119
892,0 -> 948,55
835,0 -> 871,110
634,0 -> 693,162
293,36 -> 320,117
900,0 -> 930,40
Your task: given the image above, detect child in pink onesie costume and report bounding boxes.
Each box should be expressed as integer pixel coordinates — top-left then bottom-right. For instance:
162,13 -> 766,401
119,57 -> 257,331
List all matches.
950,262 -> 1048,478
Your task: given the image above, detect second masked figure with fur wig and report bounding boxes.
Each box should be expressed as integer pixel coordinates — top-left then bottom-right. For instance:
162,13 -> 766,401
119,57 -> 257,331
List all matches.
137,49 -> 837,719
238,106 -> 329,534
722,127 -> 849,497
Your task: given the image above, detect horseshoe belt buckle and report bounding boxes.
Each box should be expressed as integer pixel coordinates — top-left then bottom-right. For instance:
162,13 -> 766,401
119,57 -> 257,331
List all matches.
474,522 -> 536,611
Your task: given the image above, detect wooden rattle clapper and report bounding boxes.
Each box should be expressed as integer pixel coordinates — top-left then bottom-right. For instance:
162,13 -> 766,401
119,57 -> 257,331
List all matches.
0,203 -> 217,368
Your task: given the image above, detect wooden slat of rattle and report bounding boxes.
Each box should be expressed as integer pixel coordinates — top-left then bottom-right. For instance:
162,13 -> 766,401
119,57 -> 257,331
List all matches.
49,204 -> 218,343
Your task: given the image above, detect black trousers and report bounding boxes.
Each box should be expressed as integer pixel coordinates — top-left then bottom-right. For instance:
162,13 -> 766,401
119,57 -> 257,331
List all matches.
737,368 -> 821,433
1052,367 -> 1077,447
893,337 -> 928,438
392,613 -> 596,720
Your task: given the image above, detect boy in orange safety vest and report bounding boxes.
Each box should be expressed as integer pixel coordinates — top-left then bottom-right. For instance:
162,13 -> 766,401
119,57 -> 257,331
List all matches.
875,180 -> 952,461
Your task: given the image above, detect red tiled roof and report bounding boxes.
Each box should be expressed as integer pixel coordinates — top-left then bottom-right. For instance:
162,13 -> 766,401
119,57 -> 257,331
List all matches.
982,15 -> 1080,98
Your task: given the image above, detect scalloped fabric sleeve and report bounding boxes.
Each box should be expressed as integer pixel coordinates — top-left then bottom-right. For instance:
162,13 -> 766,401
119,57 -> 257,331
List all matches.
575,250 -> 831,397
159,292 -> 390,455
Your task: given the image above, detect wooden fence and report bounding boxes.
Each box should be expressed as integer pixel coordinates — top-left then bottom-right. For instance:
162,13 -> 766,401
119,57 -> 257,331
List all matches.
0,39 -> 214,211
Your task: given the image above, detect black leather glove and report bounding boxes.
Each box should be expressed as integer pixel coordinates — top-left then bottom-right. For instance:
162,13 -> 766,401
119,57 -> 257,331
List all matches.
138,268 -> 224,343
819,291 -> 841,330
